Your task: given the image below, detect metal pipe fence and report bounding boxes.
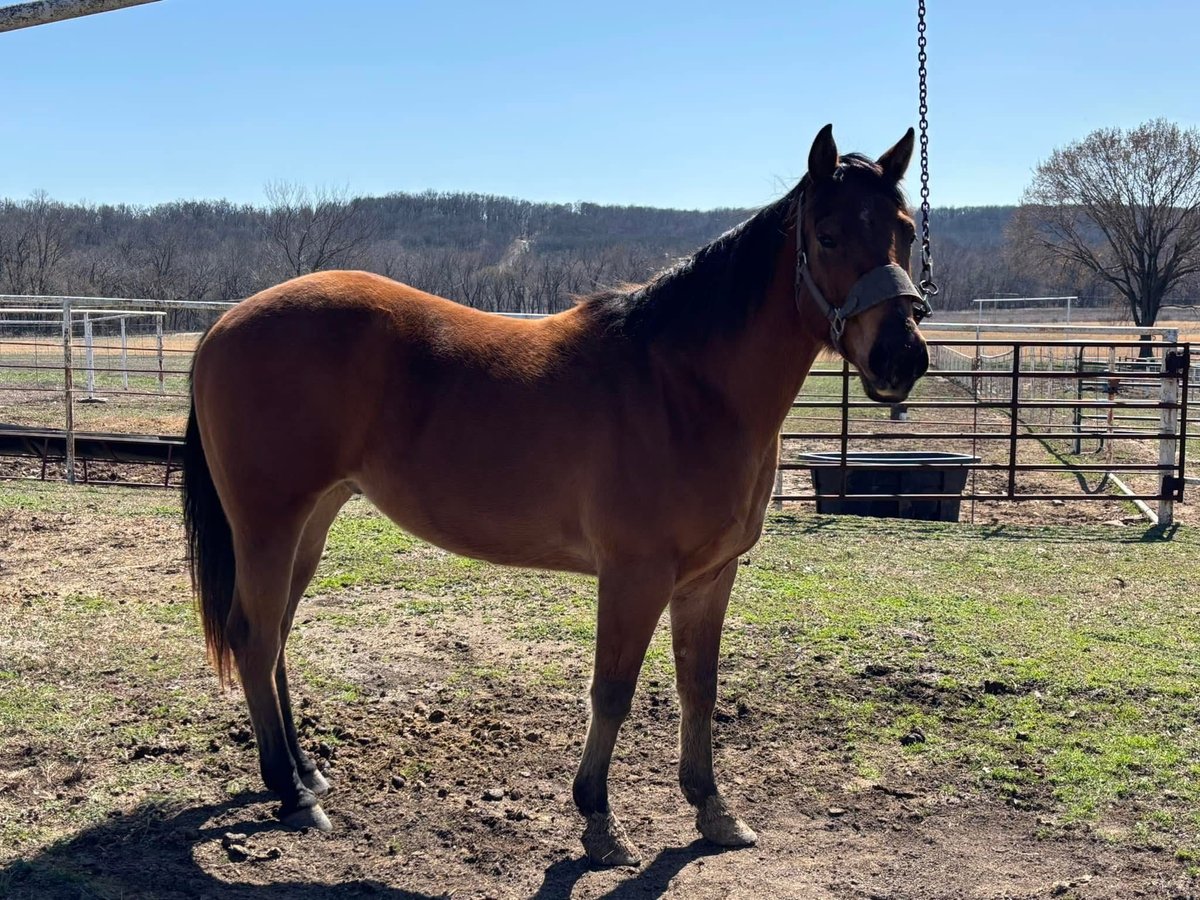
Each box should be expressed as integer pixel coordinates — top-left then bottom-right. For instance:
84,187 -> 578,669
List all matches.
0,297 -> 232,486
1,303 -> 1193,523
776,328 -> 1190,525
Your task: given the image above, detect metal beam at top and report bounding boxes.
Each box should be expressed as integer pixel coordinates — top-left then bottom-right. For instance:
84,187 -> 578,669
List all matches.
0,0 -> 160,34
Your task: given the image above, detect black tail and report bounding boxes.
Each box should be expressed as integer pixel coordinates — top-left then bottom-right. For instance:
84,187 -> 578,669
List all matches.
182,364 -> 236,685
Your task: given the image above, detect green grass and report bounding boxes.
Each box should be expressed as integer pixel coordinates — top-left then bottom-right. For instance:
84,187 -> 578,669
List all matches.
0,483 -> 181,517
0,369 -> 190,392
0,679 -> 73,735
310,509 -> 420,592
735,515 -> 1200,849
309,499 -> 598,631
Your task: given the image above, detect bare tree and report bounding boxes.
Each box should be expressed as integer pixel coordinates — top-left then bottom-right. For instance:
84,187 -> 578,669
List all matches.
1013,120 -> 1200,327
263,182 -> 375,278
24,190 -> 69,294
0,191 -> 70,294
0,199 -> 31,292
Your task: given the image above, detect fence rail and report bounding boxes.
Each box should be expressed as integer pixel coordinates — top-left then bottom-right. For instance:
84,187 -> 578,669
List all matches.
0,297 -> 226,486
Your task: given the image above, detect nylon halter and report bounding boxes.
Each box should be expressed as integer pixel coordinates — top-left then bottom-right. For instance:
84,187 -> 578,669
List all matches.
793,187 -> 933,353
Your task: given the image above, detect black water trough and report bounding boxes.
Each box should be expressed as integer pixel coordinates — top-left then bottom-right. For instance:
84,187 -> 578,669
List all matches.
800,451 -> 980,522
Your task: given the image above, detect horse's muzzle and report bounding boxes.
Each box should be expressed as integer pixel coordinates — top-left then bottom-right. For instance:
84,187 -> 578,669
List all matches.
864,309 -> 929,403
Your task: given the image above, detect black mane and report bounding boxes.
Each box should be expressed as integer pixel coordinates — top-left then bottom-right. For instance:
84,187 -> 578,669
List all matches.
580,186 -> 798,343
579,154 -> 905,344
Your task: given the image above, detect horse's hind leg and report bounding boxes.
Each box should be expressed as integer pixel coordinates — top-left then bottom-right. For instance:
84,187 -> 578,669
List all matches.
276,484 -> 353,797
669,560 -> 757,847
573,561 -> 674,867
275,655 -> 326,793
227,508 -> 330,831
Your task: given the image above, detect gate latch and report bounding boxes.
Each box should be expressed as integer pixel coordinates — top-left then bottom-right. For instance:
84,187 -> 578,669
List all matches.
1165,347 -> 1191,376
1162,475 -> 1185,499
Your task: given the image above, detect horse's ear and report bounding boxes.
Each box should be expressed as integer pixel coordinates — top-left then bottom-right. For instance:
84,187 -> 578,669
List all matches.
878,128 -> 915,183
808,124 -> 839,181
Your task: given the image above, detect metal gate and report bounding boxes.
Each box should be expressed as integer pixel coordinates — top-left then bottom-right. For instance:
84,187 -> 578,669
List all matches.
774,328 -> 1189,525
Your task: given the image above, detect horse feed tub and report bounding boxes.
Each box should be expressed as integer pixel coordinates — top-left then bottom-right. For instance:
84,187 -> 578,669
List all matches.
800,451 -> 980,522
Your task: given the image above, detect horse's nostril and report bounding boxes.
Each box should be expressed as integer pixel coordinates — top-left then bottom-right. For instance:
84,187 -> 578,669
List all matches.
869,337 -> 923,384
899,347 -> 928,383
911,345 -> 930,379
873,342 -> 928,391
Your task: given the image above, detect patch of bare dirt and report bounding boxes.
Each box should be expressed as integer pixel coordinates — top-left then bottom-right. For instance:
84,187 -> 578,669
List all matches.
0,502 -> 1195,899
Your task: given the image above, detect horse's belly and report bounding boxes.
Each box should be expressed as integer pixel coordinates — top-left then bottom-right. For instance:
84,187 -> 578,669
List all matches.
355,463 -> 597,575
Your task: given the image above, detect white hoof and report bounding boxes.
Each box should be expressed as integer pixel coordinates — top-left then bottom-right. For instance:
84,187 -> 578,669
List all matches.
696,795 -> 757,847
582,811 -> 641,867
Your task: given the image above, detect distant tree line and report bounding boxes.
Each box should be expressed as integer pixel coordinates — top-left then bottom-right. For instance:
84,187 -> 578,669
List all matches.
1,182 -> 1196,332
0,186 -> 751,330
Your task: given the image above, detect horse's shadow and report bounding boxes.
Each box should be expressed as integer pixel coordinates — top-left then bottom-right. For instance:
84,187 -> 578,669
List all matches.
0,794 -> 438,900
0,795 -> 732,900
531,840 -> 726,900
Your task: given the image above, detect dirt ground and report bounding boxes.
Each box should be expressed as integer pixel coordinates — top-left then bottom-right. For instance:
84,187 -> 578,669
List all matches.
1,494 -> 1196,899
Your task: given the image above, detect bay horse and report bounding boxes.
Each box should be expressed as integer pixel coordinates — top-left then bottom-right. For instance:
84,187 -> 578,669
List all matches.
183,125 -> 929,867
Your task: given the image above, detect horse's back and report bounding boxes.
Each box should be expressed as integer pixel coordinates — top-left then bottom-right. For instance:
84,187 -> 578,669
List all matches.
191,271 -> 608,569
193,272 -> 441,488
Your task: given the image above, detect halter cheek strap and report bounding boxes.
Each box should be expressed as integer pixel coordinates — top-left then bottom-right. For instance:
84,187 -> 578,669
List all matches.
795,192 -> 933,352
801,261 -> 924,349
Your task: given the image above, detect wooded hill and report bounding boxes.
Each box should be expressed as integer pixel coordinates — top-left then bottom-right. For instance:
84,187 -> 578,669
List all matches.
0,189 -> 1180,325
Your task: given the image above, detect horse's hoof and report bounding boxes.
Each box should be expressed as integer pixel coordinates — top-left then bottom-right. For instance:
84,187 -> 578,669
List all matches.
301,769 -> 331,796
582,811 -> 641,867
696,795 -> 757,847
281,802 -> 333,833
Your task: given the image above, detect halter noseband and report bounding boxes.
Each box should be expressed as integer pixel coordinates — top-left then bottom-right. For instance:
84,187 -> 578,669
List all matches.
794,188 -> 933,352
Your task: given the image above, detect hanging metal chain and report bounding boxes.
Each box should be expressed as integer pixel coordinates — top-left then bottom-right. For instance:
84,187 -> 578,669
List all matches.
916,0 -> 938,311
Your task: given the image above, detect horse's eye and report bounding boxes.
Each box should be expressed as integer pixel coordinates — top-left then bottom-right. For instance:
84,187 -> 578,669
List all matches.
817,235 -> 837,250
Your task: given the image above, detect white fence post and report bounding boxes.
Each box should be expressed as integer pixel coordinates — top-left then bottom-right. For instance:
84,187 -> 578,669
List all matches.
156,317 -> 165,393
1105,344 -> 1117,469
120,315 -> 129,390
83,312 -> 96,400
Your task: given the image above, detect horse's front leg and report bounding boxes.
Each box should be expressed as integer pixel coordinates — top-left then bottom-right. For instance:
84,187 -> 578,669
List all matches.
670,559 -> 757,847
573,561 -> 675,867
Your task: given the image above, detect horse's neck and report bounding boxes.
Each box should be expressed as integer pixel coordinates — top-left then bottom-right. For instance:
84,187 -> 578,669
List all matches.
722,241 -> 824,441
659,228 -> 826,447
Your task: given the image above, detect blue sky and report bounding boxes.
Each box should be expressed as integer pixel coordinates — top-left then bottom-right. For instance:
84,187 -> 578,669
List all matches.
2,0 -> 1197,211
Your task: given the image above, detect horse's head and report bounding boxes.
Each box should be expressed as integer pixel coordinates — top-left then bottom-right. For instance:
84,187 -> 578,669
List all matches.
797,125 -> 930,403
